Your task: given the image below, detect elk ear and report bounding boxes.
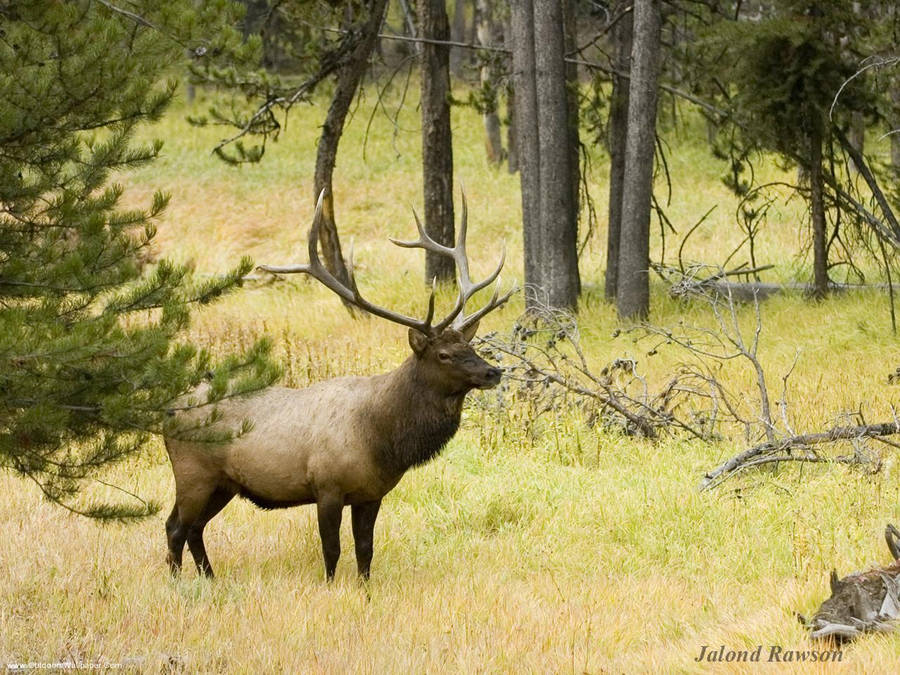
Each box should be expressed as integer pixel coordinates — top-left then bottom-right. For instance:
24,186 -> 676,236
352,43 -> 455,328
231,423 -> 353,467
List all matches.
408,328 -> 429,355
830,569 -> 841,593
461,320 -> 479,342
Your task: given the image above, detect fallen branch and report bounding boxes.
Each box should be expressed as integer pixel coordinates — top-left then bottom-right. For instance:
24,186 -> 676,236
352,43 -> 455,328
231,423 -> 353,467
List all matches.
663,265 -> 900,303
700,422 -> 900,490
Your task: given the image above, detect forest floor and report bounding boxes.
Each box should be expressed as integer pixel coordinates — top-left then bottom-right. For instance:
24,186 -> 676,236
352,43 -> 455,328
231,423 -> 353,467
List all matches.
2,83 -> 900,673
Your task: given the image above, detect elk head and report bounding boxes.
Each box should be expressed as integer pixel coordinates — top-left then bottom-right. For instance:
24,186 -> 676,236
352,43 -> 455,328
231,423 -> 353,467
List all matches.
258,189 -> 515,390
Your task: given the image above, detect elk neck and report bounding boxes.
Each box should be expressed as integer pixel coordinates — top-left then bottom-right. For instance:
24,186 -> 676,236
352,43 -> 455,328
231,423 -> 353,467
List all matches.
369,355 -> 469,478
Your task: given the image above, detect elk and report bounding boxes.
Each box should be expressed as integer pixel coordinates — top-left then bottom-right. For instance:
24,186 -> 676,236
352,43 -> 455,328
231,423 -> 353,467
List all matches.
807,524 -> 900,640
163,190 -> 513,580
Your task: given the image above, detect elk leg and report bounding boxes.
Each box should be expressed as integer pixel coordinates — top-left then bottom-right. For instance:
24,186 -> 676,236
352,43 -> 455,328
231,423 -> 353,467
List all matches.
165,505 -> 186,574
186,487 -> 235,578
351,500 -> 381,580
317,495 -> 344,581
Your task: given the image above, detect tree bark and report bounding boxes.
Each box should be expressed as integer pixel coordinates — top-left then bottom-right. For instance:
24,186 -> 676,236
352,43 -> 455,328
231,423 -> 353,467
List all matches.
616,0 -> 661,321
510,0 -> 542,298
563,0 -> 581,242
809,121 -> 828,298
420,0 -> 456,283
891,80 -> 900,173
504,12 -> 518,174
314,0 -> 388,304
476,0 -> 503,165
506,84 -> 518,173
847,110 -> 864,175
450,0 -> 467,75
605,0 -> 633,302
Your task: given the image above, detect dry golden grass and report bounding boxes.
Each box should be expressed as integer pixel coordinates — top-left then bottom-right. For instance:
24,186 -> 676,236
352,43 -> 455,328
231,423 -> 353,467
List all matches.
2,83 -> 900,673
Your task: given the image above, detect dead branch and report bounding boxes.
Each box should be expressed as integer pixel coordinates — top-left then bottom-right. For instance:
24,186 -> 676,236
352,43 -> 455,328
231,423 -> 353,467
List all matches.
700,422 -> 899,490
662,264 -> 900,303
637,273 -> 779,442
833,125 -> 900,244
475,303 -> 706,440
640,269 -> 895,490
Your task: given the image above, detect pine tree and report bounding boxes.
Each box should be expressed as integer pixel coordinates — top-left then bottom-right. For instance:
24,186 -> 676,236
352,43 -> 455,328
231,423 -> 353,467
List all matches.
0,1 -> 279,520
700,0 -> 876,296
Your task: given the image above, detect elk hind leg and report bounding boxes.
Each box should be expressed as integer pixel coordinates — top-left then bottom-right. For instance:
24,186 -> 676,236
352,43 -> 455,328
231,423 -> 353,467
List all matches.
351,500 -> 381,580
317,494 -> 344,581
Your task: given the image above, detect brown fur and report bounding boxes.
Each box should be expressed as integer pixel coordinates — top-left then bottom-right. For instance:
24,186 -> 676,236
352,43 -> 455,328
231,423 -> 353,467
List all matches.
164,325 -> 500,580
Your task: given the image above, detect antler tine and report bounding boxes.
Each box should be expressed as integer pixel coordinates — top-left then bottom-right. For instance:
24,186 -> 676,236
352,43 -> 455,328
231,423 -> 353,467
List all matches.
424,277 -> 437,327
258,189 -> 436,334
434,245 -> 507,332
453,277 -> 518,332
390,209 -> 455,257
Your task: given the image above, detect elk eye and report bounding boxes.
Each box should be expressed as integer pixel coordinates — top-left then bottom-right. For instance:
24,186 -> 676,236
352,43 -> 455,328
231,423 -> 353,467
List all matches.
438,352 -> 451,362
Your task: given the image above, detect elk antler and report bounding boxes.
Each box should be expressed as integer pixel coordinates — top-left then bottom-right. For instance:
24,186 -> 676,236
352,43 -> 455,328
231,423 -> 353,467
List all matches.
391,188 -> 515,332
887,524 -> 900,562
258,189 -> 514,336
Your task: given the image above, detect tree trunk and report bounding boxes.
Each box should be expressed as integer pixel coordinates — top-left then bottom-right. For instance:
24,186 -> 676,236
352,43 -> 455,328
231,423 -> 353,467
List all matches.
848,110 -> 864,175
534,0 -> 580,309
504,14 -> 518,174
510,0 -> 580,310
450,0 -> 467,75
605,0 -> 633,302
510,0 -> 542,298
506,85 -> 518,173
420,0 -> 456,283
476,0 -> 503,165
891,81 -> 900,173
563,0 -> 581,240
240,0 -> 269,39
809,122 -> 829,298
616,0 -> 661,321
314,0 -> 388,306
397,0 -> 418,50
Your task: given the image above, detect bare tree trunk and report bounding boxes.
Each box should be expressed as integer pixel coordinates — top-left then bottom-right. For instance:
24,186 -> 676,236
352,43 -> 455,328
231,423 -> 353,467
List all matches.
848,110 -> 864,174
534,0 -> 580,308
563,0 -> 581,238
605,0 -> 632,302
809,122 -> 829,298
510,0 -> 542,298
397,0 -> 419,55
476,0 -> 503,165
892,81 -> 900,172
314,0 -> 388,302
506,85 -> 518,173
616,0 -> 661,320
420,0 -> 455,283
450,0 -> 467,75
504,14 -> 518,174
511,0 -> 580,309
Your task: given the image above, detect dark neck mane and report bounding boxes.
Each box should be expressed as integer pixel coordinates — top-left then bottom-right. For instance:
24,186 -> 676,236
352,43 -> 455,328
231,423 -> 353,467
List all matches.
373,357 -> 468,477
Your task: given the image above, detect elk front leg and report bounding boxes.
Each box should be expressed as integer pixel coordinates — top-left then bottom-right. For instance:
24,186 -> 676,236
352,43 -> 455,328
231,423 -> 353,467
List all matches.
351,500 -> 381,580
317,495 -> 344,581
165,505 -> 186,574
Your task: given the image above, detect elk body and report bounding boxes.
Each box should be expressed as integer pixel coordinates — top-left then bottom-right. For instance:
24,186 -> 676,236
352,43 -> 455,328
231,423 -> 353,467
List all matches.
163,191 -> 512,580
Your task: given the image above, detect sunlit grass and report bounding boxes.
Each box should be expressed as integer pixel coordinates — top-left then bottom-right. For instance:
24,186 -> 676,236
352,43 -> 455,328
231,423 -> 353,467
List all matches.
2,80 -> 900,672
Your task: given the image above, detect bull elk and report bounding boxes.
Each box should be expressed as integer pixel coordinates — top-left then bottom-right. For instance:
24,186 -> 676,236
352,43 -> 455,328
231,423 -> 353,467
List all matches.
163,190 -> 513,580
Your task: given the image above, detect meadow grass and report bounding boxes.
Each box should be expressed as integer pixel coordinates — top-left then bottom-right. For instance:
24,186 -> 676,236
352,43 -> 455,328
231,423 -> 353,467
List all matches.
2,82 -> 900,673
